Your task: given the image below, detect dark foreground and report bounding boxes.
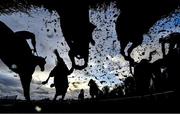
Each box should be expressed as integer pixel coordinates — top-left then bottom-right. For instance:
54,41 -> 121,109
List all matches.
0,91 -> 179,113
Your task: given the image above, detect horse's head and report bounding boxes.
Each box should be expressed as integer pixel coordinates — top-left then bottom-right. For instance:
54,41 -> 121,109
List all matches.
34,56 -> 47,71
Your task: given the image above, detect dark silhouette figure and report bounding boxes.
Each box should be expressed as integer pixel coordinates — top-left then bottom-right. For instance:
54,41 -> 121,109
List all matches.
133,60 -> 151,95
138,35 -> 180,93
58,1 -> 96,70
159,32 -> 180,58
42,49 -> 74,101
102,86 -> 110,98
3,0 -> 179,71
109,84 -> 124,98
88,79 -> 102,99
133,51 -> 155,95
165,49 -> 180,91
159,33 -> 180,92
0,21 -> 46,101
150,58 -> 167,92
124,76 -> 136,96
35,0 -> 179,71
27,0 -> 96,70
78,89 -> 85,100
115,0 -> 180,73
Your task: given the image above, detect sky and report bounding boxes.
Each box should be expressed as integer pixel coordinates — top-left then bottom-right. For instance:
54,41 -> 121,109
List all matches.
0,2 -> 180,100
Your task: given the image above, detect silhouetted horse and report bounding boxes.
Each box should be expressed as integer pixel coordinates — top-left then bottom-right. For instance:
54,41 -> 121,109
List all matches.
124,76 -> 136,96
0,21 -> 46,101
58,1 -> 96,70
42,49 -> 74,100
133,51 -> 155,95
159,33 -> 180,92
1,0 -> 180,71
23,0 -> 96,70
78,89 -> 85,100
150,58 -> 167,92
109,85 -> 124,98
159,32 -> 180,58
115,0 -> 180,66
1,0 -> 96,70
102,86 -> 110,98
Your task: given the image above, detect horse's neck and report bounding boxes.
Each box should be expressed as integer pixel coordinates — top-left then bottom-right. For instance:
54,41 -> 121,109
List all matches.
33,56 -> 44,67
33,56 -> 41,66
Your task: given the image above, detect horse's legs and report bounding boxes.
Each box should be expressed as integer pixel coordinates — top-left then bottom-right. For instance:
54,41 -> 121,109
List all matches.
69,48 -> 89,70
53,93 -> 58,101
83,55 -> 88,68
127,34 -> 143,60
127,44 -> 139,60
127,37 -> 143,74
91,94 -> 94,99
75,54 -> 89,70
62,93 -> 66,100
119,39 -> 129,61
20,74 -> 32,101
126,43 -> 136,74
68,49 -> 76,68
116,15 -> 129,60
116,30 -> 134,74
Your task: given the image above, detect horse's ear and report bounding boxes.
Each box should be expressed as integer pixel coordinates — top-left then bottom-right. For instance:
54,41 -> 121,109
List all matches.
44,56 -> 47,60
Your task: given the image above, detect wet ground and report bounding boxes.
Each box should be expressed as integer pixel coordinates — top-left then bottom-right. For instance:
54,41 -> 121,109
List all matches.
0,91 -> 179,113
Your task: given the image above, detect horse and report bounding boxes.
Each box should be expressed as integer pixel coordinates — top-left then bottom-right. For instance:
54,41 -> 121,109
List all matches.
25,0 -> 96,70
0,21 -> 46,101
115,0 -> 180,68
1,0 -> 180,70
15,56 -> 46,101
1,48 -> 46,101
